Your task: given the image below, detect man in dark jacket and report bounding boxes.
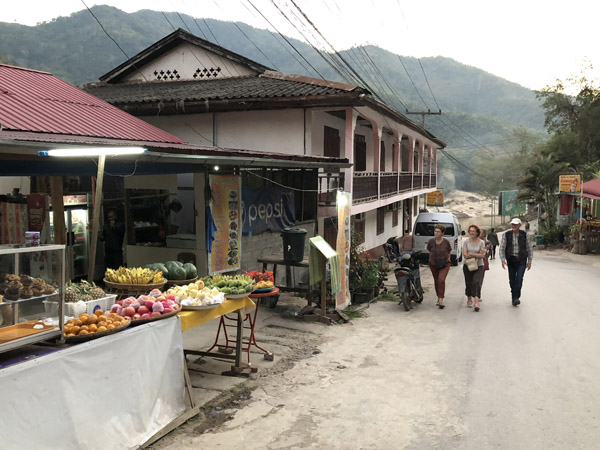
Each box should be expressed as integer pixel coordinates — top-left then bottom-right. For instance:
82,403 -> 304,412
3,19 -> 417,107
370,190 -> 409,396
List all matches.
487,228 -> 499,259
499,218 -> 533,306
102,209 -> 125,270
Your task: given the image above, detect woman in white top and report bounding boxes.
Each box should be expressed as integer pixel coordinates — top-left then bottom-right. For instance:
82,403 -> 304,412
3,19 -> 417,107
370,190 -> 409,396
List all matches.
462,224 -> 487,312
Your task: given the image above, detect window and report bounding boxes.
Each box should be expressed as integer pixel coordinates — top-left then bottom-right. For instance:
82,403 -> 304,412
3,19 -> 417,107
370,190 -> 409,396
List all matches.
352,214 -> 365,244
380,141 -> 386,172
392,208 -> 398,227
414,222 -> 455,237
377,207 -> 385,235
354,134 -> 366,171
324,126 -> 340,158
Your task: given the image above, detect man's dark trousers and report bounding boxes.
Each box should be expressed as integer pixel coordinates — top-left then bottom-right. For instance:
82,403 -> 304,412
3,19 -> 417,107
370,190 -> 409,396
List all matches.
507,258 -> 527,301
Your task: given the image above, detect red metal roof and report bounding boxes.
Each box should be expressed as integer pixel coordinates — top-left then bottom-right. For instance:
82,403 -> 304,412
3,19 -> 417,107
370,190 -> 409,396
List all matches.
0,64 -> 185,144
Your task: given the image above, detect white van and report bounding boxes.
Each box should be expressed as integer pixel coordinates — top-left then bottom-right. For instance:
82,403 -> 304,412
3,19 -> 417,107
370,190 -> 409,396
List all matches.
412,212 -> 463,266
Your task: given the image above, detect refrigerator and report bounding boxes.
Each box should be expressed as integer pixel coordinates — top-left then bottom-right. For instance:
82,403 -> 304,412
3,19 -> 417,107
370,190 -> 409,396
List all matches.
49,195 -> 90,280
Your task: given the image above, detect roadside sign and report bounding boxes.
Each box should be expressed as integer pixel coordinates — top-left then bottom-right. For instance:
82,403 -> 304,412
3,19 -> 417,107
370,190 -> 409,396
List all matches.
426,190 -> 444,206
559,174 -> 581,194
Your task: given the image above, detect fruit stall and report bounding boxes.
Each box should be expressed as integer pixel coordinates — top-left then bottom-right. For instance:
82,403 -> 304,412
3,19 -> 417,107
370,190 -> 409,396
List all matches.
0,245 -> 278,449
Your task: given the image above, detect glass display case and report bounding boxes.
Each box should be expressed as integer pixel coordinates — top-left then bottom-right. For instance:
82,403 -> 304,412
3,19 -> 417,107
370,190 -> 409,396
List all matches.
49,195 -> 90,280
0,244 -> 65,353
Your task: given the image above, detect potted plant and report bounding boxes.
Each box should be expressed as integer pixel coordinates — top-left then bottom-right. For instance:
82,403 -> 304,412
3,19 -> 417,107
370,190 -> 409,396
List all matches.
360,260 -> 379,302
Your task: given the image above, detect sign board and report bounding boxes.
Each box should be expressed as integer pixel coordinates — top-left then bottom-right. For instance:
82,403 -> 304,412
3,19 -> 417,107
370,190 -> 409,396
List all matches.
241,186 -> 295,235
499,190 -> 526,216
209,175 -> 241,274
559,174 -> 581,194
335,191 -> 351,309
426,190 -> 444,206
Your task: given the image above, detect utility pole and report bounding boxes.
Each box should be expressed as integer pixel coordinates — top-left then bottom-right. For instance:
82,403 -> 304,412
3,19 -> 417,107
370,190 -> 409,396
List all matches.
405,109 -> 442,127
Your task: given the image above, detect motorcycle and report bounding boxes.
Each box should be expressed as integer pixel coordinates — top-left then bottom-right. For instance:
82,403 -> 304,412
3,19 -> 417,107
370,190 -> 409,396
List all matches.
383,236 -> 401,263
394,250 -> 424,311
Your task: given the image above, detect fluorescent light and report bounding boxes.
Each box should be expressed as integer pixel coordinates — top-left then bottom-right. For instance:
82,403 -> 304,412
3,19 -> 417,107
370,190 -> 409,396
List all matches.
214,165 -> 220,171
38,147 -> 147,157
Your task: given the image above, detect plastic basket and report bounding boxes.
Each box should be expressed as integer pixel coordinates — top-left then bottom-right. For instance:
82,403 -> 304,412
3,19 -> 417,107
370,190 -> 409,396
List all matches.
44,294 -> 117,318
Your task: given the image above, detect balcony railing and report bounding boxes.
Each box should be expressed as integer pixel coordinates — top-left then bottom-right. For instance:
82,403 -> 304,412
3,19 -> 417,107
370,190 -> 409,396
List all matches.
352,171 -> 437,204
353,172 -> 378,203
380,172 -> 398,197
318,172 -> 345,206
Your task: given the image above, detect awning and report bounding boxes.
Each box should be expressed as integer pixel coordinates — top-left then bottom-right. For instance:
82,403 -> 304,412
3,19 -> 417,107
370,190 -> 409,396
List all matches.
582,178 -> 600,200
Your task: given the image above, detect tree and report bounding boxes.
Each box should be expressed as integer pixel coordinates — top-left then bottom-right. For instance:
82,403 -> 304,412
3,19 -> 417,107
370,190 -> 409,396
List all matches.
517,153 -> 569,229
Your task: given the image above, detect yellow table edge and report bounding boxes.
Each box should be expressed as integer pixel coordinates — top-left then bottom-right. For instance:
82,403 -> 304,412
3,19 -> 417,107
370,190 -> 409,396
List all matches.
178,297 -> 256,331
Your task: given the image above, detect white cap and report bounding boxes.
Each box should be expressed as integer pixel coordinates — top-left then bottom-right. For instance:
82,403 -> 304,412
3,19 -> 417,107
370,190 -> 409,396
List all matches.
510,218 -> 522,225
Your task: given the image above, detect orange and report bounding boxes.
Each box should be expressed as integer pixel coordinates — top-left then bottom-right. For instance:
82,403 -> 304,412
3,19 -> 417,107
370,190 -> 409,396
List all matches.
88,324 -> 98,332
80,325 -> 89,332
80,315 -> 89,325
66,333 -> 76,337
95,309 -> 104,317
64,326 -> 72,333
97,315 -> 108,322
74,319 -> 82,327
106,324 -> 115,329
97,321 -> 107,327
86,315 -> 98,325
66,319 -> 74,326
78,330 -> 89,335
71,326 -> 80,334
97,326 -> 107,332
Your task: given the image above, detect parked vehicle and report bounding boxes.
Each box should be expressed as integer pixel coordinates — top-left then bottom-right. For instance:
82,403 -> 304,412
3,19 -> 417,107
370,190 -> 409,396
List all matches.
383,236 -> 401,263
412,212 -> 463,266
394,251 -> 424,311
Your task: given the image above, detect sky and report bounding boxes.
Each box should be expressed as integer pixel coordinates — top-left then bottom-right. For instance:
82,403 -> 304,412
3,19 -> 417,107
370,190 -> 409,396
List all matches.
2,0 -> 600,91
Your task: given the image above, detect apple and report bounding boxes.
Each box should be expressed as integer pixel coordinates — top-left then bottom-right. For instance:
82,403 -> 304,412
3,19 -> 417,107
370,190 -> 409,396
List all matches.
163,307 -> 173,314
116,299 -> 124,306
116,306 -> 123,315
123,306 -> 136,317
140,313 -> 150,319
138,305 -> 149,315
152,302 -> 164,313
130,302 -> 141,311
133,314 -> 141,320
150,311 -> 161,317
144,300 -> 155,311
110,304 -> 120,313
123,297 -> 137,306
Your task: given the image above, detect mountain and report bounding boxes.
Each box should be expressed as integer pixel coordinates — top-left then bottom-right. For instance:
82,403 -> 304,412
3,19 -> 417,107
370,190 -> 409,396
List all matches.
0,5 -> 546,150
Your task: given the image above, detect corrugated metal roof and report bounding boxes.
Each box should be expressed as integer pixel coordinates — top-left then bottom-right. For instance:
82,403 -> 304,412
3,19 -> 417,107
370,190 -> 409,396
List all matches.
85,74 -> 364,105
0,64 -> 185,144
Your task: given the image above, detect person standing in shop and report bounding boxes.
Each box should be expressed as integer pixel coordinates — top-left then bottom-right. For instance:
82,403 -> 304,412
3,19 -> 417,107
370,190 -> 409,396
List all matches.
500,218 -> 533,306
102,209 -> 125,270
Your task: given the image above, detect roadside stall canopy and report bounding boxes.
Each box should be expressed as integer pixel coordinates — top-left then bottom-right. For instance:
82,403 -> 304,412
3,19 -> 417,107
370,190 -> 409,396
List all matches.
582,178 -> 600,200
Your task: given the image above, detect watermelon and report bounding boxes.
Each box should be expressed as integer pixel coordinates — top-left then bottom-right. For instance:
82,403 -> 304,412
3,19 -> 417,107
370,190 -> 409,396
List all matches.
183,263 -> 197,279
155,263 -> 169,279
169,265 -> 187,280
165,261 -> 180,278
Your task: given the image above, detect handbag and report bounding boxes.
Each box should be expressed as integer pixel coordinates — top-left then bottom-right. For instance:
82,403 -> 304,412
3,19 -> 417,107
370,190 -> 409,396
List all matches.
465,257 -> 478,272
483,258 -> 490,271
433,241 -> 446,268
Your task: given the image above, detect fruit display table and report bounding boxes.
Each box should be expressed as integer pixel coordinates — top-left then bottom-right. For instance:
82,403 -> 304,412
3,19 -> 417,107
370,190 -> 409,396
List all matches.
206,288 -> 278,363
0,316 -> 185,450
178,297 -> 256,375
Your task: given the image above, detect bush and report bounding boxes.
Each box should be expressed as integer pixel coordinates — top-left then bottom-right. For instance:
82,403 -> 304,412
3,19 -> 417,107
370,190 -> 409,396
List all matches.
541,224 -> 564,245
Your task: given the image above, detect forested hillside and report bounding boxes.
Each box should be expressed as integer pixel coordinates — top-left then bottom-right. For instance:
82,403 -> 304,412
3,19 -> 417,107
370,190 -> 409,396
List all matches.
0,6 -> 550,191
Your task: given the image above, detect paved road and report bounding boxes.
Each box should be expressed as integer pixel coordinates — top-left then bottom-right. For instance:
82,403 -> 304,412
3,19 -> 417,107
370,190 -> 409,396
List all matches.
156,249 -> 600,449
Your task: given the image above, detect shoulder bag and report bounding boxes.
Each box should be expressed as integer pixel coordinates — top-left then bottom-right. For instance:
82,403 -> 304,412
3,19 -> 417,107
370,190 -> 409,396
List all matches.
465,257 -> 478,272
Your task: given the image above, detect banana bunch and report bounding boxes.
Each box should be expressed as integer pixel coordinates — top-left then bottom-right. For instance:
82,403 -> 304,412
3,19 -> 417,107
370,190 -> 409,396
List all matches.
105,267 -> 164,284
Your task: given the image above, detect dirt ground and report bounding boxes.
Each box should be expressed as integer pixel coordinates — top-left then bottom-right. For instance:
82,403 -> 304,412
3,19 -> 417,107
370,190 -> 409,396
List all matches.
147,191 -> 541,449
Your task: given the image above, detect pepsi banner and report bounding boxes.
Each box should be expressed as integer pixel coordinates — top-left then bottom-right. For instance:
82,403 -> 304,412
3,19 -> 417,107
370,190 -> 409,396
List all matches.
242,187 -> 295,235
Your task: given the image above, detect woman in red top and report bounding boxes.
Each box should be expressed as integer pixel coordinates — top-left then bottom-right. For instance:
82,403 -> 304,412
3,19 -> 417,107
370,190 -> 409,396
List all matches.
426,224 -> 452,309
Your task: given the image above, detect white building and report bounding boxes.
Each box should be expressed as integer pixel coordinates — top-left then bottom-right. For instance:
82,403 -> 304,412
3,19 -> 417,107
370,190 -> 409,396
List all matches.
87,29 -> 445,258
